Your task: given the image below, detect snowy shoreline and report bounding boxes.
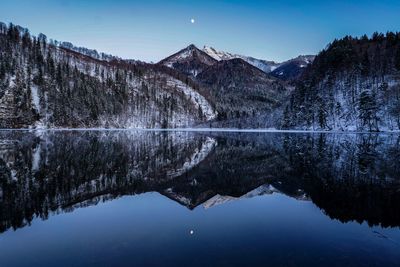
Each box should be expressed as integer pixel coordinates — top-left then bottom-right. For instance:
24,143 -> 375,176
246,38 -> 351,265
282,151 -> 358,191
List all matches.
0,127 -> 399,134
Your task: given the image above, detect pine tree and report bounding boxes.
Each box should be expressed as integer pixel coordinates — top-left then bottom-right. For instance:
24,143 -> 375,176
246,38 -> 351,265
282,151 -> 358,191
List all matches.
358,91 -> 379,131
318,105 -> 327,129
395,48 -> 400,71
0,62 -> 5,80
282,105 -> 291,129
361,51 -> 370,76
34,67 -> 44,86
56,63 -> 63,86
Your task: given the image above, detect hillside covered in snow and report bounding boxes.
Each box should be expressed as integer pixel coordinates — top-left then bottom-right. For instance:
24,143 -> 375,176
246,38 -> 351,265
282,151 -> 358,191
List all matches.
283,34 -> 400,131
0,23 -> 216,129
1,21 -> 400,131
159,44 -> 292,125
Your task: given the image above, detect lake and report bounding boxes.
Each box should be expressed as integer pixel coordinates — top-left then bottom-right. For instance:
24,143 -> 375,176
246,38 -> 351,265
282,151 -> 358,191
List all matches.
0,130 -> 399,267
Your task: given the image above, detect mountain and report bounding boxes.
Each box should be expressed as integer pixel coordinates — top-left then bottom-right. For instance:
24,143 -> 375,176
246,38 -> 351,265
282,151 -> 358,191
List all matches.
283,33 -> 400,131
2,21 -> 400,131
202,45 -> 315,80
202,184 -> 283,209
158,44 -> 217,77
270,55 -> 315,80
202,45 -> 279,73
196,58 -> 290,123
0,23 -> 216,128
159,44 -> 291,126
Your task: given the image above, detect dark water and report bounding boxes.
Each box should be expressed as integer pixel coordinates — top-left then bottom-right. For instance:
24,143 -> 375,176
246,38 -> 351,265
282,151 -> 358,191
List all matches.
0,130 -> 399,267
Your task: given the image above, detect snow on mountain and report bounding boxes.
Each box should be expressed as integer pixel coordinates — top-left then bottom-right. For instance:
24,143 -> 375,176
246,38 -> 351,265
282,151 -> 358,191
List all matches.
0,24 -> 217,129
202,45 -> 280,73
202,46 -> 315,79
159,44 -> 217,77
167,137 -> 217,179
270,55 -> 315,80
202,184 -> 280,209
202,45 -> 238,61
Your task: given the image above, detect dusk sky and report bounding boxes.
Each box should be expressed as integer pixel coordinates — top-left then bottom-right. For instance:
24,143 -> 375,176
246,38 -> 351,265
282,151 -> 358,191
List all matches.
1,0 -> 400,62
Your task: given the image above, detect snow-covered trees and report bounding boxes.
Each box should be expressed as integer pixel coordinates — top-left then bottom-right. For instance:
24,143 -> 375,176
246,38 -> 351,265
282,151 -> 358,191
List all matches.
283,32 -> 400,131
395,48 -> 400,71
358,90 -> 379,131
1,21 -> 400,131
0,22 -> 215,128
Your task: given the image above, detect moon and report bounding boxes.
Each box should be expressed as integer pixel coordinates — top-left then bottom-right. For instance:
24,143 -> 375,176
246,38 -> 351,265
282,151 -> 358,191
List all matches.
190,18 -> 195,24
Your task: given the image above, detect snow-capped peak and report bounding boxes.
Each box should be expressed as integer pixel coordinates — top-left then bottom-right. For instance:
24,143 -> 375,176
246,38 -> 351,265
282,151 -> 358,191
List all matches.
159,44 -> 216,67
202,45 -> 280,73
202,45 -> 238,61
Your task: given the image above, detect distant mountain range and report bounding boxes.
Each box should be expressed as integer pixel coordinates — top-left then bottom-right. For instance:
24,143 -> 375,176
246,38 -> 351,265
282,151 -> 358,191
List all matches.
202,45 -> 315,80
202,45 -> 280,73
1,21 -> 400,131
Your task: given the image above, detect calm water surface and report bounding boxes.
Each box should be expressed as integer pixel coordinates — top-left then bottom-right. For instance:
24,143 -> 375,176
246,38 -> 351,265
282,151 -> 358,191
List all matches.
0,130 -> 399,267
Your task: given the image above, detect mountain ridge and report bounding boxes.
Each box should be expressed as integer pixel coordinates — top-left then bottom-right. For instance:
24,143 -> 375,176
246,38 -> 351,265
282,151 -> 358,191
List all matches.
202,45 -> 315,80
1,21 -> 400,131
0,23 -> 216,129
158,45 -> 291,122
202,45 -> 280,73
158,44 -> 217,77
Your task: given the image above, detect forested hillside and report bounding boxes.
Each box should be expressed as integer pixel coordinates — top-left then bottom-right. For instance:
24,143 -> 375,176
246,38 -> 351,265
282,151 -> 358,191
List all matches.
283,33 -> 400,131
159,45 -> 291,127
196,58 -> 290,122
1,131 -> 399,232
1,21 -> 400,131
0,23 -> 216,128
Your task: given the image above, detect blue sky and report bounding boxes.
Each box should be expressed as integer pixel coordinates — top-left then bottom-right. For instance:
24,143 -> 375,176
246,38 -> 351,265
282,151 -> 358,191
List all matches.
1,0 -> 400,62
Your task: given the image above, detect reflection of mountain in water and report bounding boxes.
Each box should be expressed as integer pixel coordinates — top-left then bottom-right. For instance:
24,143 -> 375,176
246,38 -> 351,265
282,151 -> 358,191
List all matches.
0,131 -> 216,232
0,131 -> 399,233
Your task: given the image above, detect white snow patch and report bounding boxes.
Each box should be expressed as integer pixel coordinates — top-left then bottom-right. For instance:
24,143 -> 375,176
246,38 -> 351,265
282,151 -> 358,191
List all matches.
203,195 -> 237,209
11,170 -> 17,181
164,188 -> 193,206
31,85 -> 40,112
203,184 -> 280,209
167,137 -> 216,178
166,79 -> 217,121
202,45 -> 280,73
32,144 -> 41,171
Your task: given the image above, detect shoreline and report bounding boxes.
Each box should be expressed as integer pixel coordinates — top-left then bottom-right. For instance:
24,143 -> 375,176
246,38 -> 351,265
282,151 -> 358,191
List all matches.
0,127 -> 399,134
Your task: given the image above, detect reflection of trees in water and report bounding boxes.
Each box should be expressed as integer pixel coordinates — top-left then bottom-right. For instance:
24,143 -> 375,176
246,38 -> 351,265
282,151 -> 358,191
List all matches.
0,131 -> 399,233
171,133 -> 400,227
280,133 -> 400,228
0,131 -> 213,232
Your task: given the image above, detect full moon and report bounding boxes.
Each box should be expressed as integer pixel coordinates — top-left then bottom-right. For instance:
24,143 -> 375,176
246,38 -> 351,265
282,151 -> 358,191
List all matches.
190,18 -> 195,24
